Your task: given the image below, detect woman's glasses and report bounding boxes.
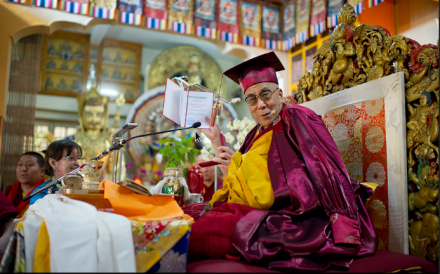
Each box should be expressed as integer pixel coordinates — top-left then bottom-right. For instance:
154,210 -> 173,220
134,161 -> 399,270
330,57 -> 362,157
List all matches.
245,88 -> 279,106
63,155 -> 83,163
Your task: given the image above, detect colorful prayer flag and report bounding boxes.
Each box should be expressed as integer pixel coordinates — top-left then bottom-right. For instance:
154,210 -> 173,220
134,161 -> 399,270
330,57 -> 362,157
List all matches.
282,1 -> 295,51
145,0 -> 168,30
295,0 -> 310,44
89,0 -> 116,19
168,0 -> 194,34
61,0 -> 88,14
240,0 -> 261,47
194,0 -> 217,39
347,0 -> 364,15
117,0 -> 143,25
7,0 -> 26,4
32,0 -> 57,8
217,0 -> 239,43
309,0 -> 326,37
261,5 -> 281,50
369,0 -> 384,8
326,0 -> 343,28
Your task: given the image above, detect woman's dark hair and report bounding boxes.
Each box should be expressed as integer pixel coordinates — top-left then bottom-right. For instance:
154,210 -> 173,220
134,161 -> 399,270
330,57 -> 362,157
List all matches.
45,140 -> 82,177
21,152 -> 45,168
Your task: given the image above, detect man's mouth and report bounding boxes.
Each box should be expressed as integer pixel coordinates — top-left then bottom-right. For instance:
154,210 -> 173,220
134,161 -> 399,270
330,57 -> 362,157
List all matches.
261,112 -> 271,118
20,174 -> 28,178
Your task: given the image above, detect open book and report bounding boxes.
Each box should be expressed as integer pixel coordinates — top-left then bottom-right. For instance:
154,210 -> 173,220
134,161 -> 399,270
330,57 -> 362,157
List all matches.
117,178 -> 151,196
162,78 -> 214,129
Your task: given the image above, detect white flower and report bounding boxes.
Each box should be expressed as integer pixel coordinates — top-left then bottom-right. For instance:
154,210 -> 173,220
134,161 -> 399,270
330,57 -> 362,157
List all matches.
224,132 -> 235,144
204,140 -> 212,150
233,143 -> 241,151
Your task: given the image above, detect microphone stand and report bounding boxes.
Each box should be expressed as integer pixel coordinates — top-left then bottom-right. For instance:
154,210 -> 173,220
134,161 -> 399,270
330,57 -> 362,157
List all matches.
91,122 -> 202,181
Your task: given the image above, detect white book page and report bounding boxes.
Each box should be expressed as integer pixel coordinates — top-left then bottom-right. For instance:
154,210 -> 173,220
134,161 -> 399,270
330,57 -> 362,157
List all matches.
181,91 -> 213,128
162,78 -> 183,126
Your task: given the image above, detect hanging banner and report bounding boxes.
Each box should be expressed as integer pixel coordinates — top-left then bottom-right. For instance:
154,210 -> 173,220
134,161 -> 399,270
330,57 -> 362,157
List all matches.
295,0 -> 310,44
144,0 -> 168,30
218,0 -> 239,43
347,0 -> 364,15
194,0 -> 217,39
369,0 -> 384,8
327,0 -> 343,28
62,0 -> 88,14
282,1 -> 295,51
168,0 -> 194,34
309,0 -> 326,37
117,0 -> 143,25
32,0 -> 57,8
8,0 -> 26,3
261,5 -> 281,50
89,0 -> 116,19
240,0 -> 261,47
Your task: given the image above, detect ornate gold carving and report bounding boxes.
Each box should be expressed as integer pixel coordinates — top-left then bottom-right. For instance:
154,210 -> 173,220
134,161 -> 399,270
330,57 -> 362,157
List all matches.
147,45 -> 226,97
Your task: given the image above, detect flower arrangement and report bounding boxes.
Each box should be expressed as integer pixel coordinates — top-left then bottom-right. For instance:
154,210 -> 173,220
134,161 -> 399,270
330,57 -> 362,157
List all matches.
226,117 -> 257,150
199,116 -> 257,160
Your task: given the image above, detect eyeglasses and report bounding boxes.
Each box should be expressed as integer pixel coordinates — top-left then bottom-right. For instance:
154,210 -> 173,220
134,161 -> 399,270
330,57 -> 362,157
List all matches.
63,155 -> 82,163
245,88 -> 279,106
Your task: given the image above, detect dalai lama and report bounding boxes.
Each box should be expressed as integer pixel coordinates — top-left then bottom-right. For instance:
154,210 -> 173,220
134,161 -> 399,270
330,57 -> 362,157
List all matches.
185,52 -> 378,271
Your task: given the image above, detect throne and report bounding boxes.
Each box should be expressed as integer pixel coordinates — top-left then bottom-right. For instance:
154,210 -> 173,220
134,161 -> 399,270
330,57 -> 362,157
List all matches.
187,73 -> 438,273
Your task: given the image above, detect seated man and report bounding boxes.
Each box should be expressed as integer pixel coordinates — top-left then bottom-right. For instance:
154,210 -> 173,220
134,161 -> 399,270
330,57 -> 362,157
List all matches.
195,154 -> 224,201
5,152 -> 45,218
186,52 -> 377,271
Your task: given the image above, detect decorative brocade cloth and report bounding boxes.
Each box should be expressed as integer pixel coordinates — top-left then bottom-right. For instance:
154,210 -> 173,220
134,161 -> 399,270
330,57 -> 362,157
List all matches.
188,103 -> 378,271
132,217 -> 191,272
209,128 -> 274,210
0,221 -> 25,273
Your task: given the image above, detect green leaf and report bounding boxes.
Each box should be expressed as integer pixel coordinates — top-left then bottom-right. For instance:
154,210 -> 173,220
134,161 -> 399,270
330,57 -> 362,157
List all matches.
185,137 -> 194,146
187,153 -> 195,164
190,148 -> 200,154
160,137 -> 172,145
182,167 -> 189,179
162,162 -> 169,172
162,147 -> 173,157
169,163 -> 176,168
174,152 -> 181,163
178,146 -> 190,154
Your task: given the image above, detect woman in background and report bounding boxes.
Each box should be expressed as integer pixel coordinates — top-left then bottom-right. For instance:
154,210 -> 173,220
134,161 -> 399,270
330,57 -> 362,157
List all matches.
29,140 -> 82,205
5,152 -> 45,218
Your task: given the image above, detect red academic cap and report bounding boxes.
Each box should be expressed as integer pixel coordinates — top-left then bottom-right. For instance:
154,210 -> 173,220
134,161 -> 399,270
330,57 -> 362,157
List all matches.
223,51 -> 285,93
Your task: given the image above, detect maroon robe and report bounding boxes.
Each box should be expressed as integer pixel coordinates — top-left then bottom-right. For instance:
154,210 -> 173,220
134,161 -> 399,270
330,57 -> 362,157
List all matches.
0,190 -> 17,236
187,103 -> 377,270
202,178 -> 223,202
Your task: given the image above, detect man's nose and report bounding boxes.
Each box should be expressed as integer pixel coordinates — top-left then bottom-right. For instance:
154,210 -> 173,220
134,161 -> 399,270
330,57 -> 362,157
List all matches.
257,98 -> 267,109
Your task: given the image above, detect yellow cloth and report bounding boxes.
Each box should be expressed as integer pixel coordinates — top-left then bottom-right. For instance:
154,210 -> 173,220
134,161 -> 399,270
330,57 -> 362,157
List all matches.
100,180 -> 185,221
33,221 -> 51,272
210,129 -> 274,210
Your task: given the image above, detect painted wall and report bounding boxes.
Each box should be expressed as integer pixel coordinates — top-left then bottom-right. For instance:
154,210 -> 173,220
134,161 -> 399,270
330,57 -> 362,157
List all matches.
35,45 -> 251,127
394,0 -> 439,45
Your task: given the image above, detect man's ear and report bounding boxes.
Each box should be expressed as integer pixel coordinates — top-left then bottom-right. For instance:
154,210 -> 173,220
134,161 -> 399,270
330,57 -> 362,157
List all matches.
278,88 -> 284,99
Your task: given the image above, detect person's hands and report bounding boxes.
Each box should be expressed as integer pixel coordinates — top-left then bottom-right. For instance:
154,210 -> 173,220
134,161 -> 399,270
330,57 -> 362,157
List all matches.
199,202 -> 212,217
212,146 -> 234,176
198,117 -> 222,149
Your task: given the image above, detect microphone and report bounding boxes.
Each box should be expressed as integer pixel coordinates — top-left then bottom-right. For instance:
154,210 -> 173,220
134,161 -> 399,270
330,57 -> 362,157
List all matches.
91,122 -> 202,160
270,109 -> 276,115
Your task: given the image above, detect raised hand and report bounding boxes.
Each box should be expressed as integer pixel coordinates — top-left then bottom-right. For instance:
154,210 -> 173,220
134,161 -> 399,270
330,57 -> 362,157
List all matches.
212,146 -> 234,176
